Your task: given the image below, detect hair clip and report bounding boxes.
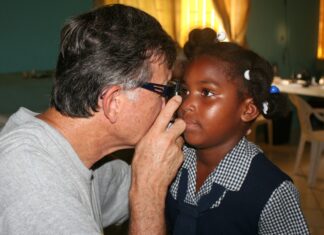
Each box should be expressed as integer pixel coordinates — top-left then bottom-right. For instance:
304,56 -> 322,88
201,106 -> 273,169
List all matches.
244,70 -> 250,80
262,101 -> 269,115
269,85 -> 280,94
217,31 -> 226,41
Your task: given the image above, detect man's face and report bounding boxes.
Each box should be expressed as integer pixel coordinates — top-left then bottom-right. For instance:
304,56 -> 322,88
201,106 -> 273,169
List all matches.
118,59 -> 172,145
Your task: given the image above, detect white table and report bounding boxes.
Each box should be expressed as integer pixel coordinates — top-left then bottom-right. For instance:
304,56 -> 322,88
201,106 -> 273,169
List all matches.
272,77 -> 324,147
273,77 -> 324,98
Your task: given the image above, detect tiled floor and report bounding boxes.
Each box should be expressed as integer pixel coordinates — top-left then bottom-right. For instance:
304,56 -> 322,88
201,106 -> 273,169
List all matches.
106,142 -> 324,235
260,142 -> 324,235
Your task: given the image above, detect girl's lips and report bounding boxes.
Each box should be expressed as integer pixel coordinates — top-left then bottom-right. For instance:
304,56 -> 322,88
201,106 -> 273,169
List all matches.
182,117 -> 200,130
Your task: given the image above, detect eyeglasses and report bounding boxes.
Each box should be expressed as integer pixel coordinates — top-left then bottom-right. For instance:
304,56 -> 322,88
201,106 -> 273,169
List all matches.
140,81 -> 181,99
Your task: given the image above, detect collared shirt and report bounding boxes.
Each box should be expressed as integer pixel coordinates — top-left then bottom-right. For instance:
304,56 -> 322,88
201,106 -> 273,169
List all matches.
170,137 -> 309,234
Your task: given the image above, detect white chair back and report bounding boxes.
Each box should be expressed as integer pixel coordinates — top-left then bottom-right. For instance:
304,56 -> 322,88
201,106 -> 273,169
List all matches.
289,94 -> 324,186
289,95 -> 314,135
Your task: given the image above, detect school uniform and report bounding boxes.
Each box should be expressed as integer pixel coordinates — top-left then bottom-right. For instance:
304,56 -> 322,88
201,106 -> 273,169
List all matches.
166,138 -> 309,235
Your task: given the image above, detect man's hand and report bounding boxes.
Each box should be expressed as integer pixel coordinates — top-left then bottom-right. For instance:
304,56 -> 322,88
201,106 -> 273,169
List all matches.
132,95 -> 186,192
129,95 -> 186,235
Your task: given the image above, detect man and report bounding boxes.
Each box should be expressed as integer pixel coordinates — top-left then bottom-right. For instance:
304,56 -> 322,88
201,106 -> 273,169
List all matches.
0,4 -> 185,234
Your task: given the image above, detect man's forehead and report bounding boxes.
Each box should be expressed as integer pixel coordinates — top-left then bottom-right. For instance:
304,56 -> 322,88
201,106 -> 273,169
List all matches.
149,58 -> 168,68
149,53 -> 174,68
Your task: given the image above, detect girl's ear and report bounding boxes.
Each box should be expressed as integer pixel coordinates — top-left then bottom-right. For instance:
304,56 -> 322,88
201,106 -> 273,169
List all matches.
241,98 -> 260,122
99,86 -> 121,123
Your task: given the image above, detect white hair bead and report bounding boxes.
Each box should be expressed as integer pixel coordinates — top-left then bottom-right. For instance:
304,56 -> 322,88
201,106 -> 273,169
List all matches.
262,101 -> 269,115
244,70 -> 250,80
217,31 -> 226,41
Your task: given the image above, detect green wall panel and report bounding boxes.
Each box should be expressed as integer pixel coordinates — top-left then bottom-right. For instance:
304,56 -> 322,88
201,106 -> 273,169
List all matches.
247,0 -> 320,77
0,0 -> 92,73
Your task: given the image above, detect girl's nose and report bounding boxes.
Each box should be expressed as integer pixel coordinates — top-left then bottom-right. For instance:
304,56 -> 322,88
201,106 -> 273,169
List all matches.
179,95 -> 196,114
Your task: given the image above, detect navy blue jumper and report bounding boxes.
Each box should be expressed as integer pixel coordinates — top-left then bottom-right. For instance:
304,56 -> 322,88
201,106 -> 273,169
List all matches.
166,153 -> 291,235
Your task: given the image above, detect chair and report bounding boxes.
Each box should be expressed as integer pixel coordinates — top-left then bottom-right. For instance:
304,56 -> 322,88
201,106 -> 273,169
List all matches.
289,94 -> 324,186
249,116 -> 273,146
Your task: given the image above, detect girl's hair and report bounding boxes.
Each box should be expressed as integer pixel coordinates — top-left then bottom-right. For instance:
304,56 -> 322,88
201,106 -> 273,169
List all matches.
184,29 -> 288,119
183,28 -> 218,60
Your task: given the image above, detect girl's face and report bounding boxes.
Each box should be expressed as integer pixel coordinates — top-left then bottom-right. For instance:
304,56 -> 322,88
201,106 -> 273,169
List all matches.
178,55 -> 246,150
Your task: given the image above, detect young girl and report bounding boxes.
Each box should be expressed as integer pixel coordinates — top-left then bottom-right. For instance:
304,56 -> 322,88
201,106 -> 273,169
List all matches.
166,42 -> 309,234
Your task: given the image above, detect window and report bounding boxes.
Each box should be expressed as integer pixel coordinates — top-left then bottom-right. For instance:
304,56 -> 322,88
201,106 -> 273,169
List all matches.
317,0 -> 324,59
177,0 -> 224,46
318,0 -> 324,59
95,0 -> 251,46
95,0 -> 224,46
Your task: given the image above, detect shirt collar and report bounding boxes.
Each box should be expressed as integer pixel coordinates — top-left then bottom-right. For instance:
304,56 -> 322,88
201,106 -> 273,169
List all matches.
183,137 -> 261,192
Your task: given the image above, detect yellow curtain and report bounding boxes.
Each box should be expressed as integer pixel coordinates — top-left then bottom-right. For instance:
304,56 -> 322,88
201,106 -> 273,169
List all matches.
94,0 -> 177,41
94,0 -> 250,47
212,0 -> 250,46
177,0 -> 224,46
94,0 -> 226,47
318,0 -> 324,59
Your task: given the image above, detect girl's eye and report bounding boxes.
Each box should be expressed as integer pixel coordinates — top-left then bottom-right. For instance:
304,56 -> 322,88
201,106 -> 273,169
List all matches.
201,88 -> 214,97
179,87 -> 189,97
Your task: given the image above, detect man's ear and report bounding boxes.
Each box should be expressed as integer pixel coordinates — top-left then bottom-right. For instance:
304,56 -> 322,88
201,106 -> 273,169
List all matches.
99,86 -> 121,123
241,98 -> 260,122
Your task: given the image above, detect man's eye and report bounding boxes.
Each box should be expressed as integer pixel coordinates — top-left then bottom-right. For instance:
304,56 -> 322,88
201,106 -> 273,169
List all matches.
201,88 -> 214,97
